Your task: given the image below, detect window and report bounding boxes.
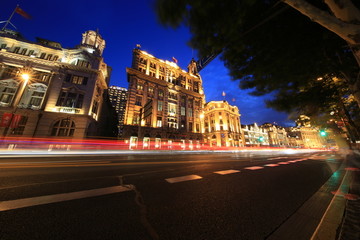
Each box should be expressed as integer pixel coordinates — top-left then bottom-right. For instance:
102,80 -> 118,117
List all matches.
51,118 -> 75,137
168,103 -> 176,116
135,96 -> 142,106
20,48 -> 27,55
56,91 -> 84,108
158,89 -> 164,98
11,116 -> 28,135
181,107 -> 185,116
137,83 -> 143,90
148,86 -> 154,94
92,100 -> 99,114
157,101 -> 163,111
39,53 -> 46,59
76,59 -> 90,68
65,74 -> 88,85
188,108 -> 193,117
29,90 -> 45,107
13,47 -> 20,54
0,44 -> 7,49
189,122 -> 193,132
157,117 -> 162,127
28,50 -> 34,56
0,87 -> 17,105
132,113 -> 140,125
169,92 -> 177,100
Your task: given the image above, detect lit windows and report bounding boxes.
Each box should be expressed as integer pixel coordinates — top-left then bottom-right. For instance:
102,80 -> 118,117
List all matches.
168,103 -> 176,116
137,83 -> 143,90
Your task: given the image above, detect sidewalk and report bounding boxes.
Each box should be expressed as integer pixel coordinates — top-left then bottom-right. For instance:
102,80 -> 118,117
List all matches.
337,151 -> 360,240
267,150 -> 360,240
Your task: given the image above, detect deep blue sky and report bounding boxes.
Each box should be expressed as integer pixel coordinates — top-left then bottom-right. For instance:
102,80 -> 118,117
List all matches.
1,0 -> 294,126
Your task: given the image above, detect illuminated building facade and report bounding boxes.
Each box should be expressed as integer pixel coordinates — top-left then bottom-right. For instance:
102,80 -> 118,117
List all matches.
108,86 -> 127,136
123,47 -> 205,148
203,100 -> 242,147
0,29 -> 111,138
287,127 -> 324,148
242,123 -> 269,146
261,123 -> 289,147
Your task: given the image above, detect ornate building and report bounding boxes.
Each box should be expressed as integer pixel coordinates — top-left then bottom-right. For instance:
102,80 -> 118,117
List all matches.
108,86 -> 127,137
261,123 -> 289,147
242,123 -> 269,147
122,47 -> 205,149
0,29 -> 111,139
203,100 -> 242,147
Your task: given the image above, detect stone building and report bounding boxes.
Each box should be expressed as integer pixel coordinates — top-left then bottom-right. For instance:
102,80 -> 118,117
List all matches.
261,123 -> 289,147
203,100 -> 242,147
242,123 -> 269,147
123,47 -> 205,149
108,86 -> 127,136
0,29 -> 111,139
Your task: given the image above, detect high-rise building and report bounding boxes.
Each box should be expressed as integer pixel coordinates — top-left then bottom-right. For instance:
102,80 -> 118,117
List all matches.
122,47 -> 205,148
0,29 -> 111,139
108,86 -> 127,136
203,100 -> 242,147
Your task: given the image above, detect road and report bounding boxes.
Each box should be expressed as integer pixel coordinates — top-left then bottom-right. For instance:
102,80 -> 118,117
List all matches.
0,150 -> 344,240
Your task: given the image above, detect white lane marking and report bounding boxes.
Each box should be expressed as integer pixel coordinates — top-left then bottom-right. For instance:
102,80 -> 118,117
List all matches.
278,162 -> 290,165
264,164 -> 279,167
244,166 -> 264,170
214,170 -> 240,175
0,185 -> 131,212
165,175 -> 202,183
268,157 -> 288,160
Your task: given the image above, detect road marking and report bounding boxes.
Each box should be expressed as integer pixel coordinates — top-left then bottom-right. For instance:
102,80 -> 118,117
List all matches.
264,164 -> 279,167
214,170 -> 240,175
165,175 -> 202,183
0,185 -> 131,212
288,160 -> 297,163
244,166 -> 264,170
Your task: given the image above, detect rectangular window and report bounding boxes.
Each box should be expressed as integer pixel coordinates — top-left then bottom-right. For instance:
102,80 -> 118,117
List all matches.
0,44 -> 7,49
157,117 -> 162,127
20,48 -> 27,55
29,91 -> 45,106
13,47 -> 20,54
135,96 -> 142,106
181,107 -> 185,116
28,50 -> 34,56
189,122 -> 193,132
188,108 -> 193,117
168,103 -> 176,116
137,83 -> 143,90
157,101 -> 163,111
11,116 -> 28,135
39,53 -> 46,59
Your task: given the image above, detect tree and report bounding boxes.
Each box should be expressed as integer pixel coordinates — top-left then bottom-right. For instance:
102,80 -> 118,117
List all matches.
155,0 -> 360,108
282,0 -> 360,107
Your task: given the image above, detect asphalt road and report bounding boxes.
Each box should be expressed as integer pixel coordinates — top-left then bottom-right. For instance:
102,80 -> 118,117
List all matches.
0,150 -> 343,240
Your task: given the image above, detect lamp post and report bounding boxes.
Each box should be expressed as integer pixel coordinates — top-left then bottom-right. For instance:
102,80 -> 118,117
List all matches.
2,72 -> 30,138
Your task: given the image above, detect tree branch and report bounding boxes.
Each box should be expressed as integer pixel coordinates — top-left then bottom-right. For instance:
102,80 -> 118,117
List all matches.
324,0 -> 360,23
283,0 -> 360,45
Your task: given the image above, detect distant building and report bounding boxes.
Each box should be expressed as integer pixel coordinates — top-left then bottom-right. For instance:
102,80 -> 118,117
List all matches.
287,126 -> 323,148
0,29 -> 111,139
108,86 -> 127,136
123,47 -> 205,149
242,123 -> 269,146
203,100 -> 242,147
261,123 -> 288,147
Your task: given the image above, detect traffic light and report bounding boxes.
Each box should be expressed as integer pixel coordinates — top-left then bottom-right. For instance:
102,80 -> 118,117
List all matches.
320,130 -> 327,137
258,136 -> 264,142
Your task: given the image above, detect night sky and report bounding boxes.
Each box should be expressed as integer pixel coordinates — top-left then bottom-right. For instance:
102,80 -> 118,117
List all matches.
1,0 -> 294,126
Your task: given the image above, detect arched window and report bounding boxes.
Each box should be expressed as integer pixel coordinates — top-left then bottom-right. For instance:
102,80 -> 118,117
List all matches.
0,79 -> 20,107
18,83 -> 47,109
51,118 -> 75,136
